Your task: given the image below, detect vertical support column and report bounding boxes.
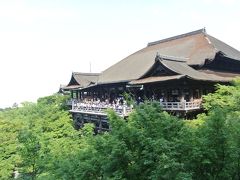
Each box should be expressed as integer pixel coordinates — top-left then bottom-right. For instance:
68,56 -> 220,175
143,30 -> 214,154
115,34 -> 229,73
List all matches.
143,85 -> 146,100
190,89 -> 193,101
99,117 -> 102,133
123,106 -> 126,116
200,87 -> 203,99
80,91 -> 82,100
77,90 -> 81,101
72,99 -> 74,110
82,91 -> 85,100
180,88 -> 184,102
107,87 -> 110,100
163,89 -> 167,102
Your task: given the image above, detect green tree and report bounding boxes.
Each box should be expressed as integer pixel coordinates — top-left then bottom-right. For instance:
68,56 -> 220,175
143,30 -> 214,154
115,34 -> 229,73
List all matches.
190,78 -> 240,179
52,101 -> 192,179
18,129 -> 46,180
0,94 -> 81,179
0,117 -> 21,179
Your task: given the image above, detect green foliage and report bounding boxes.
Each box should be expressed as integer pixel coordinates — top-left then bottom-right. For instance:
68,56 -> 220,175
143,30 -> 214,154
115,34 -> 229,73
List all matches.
191,78 -> 240,179
123,92 -> 135,107
203,78 -> 240,111
0,94 -> 80,179
51,102 -> 192,179
2,79 -> 240,179
18,129 -> 45,180
81,123 -> 95,137
48,79 -> 240,179
0,117 -> 21,179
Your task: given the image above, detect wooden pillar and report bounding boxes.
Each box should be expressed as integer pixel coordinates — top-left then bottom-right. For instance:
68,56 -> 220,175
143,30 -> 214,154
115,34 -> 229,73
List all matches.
162,89 -> 167,102
190,89 -> 193,101
82,91 -> 85,100
100,87 -> 102,99
143,85 -> 147,99
99,117 -> 102,133
199,87 -> 203,98
180,88 -> 184,102
107,87 -> 110,99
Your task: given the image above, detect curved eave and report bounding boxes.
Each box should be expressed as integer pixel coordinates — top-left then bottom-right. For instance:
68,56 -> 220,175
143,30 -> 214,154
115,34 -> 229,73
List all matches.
64,85 -> 82,90
129,75 -> 185,85
130,74 -> 232,85
97,80 -> 129,85
185,75 -> 232,82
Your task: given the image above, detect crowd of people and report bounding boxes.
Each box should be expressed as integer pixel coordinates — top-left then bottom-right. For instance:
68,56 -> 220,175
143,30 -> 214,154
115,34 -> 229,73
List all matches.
72,97 -> 132,113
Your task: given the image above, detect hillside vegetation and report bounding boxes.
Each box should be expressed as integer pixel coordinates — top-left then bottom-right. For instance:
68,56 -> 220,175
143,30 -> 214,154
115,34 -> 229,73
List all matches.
1,79 -> 240,179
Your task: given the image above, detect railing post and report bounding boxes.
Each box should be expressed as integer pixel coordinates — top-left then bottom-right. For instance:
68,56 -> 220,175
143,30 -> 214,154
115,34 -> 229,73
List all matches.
72,99 -> 74,110
183,101 -> 186,110
123,106 -> 126,116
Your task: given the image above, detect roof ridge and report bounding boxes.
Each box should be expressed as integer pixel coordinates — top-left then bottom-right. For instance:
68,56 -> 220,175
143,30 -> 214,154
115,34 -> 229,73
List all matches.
156,53 -> 189,62
148,28 -> 206,47
73,72 -> 100,76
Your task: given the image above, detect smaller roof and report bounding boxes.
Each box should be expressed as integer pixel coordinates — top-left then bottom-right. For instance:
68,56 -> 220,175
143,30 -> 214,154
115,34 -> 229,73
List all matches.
67,72 -> 100,89
64,85 -> 81,90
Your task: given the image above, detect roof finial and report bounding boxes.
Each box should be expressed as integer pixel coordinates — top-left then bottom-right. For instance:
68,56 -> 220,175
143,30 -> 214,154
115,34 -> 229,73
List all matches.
89,61 -> 92,73
155,52 -> 160,62
203,27 -> 206,34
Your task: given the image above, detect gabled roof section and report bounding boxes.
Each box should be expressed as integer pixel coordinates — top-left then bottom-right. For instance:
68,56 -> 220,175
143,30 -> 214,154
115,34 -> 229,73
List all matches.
67,72 -> 100,89
156,55 -> 227,81
206,35 -> 240,61
130,54 -> 233,85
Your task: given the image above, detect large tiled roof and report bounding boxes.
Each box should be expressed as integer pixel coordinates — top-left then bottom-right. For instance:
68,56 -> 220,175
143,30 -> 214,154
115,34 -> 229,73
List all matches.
98,29 -> 240,84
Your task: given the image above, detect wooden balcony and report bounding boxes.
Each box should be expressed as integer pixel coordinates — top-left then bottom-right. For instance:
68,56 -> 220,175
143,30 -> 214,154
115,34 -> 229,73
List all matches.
69,100 -> 202,116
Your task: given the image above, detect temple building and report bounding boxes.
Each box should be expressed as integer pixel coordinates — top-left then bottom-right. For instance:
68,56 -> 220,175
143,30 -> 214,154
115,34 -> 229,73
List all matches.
64,29 -> 240,132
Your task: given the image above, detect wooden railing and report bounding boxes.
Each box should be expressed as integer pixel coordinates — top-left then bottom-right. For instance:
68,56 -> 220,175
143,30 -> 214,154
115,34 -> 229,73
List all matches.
70,103 -> 132,117
66,98 -> 78,106
160,101 -> 202,111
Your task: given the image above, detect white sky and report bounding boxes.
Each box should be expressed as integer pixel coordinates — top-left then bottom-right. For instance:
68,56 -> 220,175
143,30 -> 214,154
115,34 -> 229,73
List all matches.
0,0 -> 240,108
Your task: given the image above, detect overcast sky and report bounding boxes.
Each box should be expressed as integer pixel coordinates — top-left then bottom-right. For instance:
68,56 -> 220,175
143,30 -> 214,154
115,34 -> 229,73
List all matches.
0,0 -> 239,108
